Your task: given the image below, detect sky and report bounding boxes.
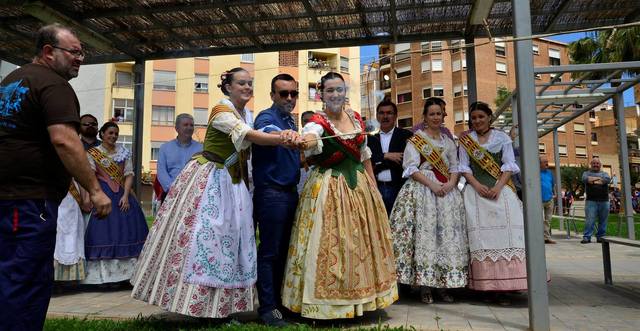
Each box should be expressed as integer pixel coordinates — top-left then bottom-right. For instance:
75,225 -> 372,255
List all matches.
359,32 -> 636,106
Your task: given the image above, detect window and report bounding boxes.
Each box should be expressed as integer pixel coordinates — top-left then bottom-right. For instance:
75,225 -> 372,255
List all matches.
532,44 -> 539,55
591,132 -> 598,142
194,74 -> 208,92
194,108 -> 209,126
433,85 -> 444,97
153,70 -> 176,90
395,65 -> 411,79
535,73 -> 542,80
395,43 -> 411,62
450,39 -> 463,53
240,53 -> 254,62
115,71 -> 133,88
454,110 -> 468,124
462,58 -> 467,69
431,41 -> 442,52
574,123 -> 585,133
150,141 -> 163,161
549,49 -> 561,66
496,61 -> 507,74
463,84 -> 468,96
421,60 -> 430,72
309,86 -> 319,100
495,38 -> 506,56
431,59 -> 443,71
397,91 -> 412,104
422,87 -> 431,99
340,56 -> 349,72
558,124 -> 566,132
550,73 -> 562,82
152,106 -> 175,125
112,98 -> 134,122
539,143 -> 546,153
559,145 -> 567,156
589,110 -> 596,119
452,59 -> 461,72
453,84 -> 463,97
420,41 -> 430,55
117,135 -> 132,151
398,117 -> 413,129
576,146 -> 587,158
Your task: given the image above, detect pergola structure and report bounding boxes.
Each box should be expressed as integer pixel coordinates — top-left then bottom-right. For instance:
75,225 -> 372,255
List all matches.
493,61 -> 640,241
2,1 -> 640,330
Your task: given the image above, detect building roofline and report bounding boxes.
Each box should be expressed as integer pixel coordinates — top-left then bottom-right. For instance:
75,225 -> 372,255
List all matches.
537,37 -> 569,46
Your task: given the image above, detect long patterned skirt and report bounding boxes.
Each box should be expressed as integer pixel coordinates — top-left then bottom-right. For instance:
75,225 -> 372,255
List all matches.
130,160 -> 256,318
389,170 -> 468,288
282,169 -> 398,320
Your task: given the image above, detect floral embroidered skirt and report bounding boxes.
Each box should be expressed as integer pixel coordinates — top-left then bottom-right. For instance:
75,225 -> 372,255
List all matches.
463,184 -> 528,291
389,170 -> 469,288
130,160 -> 256,318
282,169 -> 398,319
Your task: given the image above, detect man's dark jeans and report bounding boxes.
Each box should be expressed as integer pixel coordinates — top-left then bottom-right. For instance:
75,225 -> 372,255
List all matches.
0,199 -> 58,331
377,181 -> 401,216
253,186 -> 298,316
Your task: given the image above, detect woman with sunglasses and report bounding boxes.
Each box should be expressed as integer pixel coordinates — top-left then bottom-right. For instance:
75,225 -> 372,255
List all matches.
458,102 -> 526,305
281,72 -> 398,319
131,67 -> 300,319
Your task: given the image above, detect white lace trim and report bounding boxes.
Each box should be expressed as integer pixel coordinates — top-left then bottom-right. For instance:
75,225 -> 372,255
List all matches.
99,145 -> 130,163
470,248 -> 526,263
317,108 -> 363,138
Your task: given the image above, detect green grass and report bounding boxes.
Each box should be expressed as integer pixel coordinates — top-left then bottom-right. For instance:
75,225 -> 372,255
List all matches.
551,213 -> 640,238
44,317 -> 410,331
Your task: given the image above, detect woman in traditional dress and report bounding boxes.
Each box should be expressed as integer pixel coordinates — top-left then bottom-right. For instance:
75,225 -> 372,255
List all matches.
82,122 -> 149,285
53,179 -> 86,282
281,72 -> 398,319
130,67 -> 299,318
389,98 -> 468,304
458,101 -> 526,305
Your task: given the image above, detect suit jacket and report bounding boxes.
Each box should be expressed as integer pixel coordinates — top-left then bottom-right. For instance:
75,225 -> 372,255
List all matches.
368,127 -> 413,188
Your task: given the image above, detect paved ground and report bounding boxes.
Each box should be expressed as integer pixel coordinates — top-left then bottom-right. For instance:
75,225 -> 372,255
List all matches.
47,231 -> 640,330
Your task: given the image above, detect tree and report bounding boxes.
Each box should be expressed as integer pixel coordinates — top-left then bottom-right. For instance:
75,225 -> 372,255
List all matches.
560,165 -> 589,198
493,85 -> 512,125
567,28 -> 640,76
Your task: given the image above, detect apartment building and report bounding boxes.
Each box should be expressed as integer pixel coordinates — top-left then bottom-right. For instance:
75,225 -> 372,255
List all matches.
590,104 -> 640,177
378,38 -> 594,168
72,48 -> 360,175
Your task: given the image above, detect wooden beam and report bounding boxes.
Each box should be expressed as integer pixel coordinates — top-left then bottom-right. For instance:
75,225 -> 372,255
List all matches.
300,0 -> 329,47
544,0 -> 571,33
390,0 -> 398,43
217,3 -> 264,50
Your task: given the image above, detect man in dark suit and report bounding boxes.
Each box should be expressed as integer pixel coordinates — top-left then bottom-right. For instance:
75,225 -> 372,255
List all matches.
368,100 -> 413,215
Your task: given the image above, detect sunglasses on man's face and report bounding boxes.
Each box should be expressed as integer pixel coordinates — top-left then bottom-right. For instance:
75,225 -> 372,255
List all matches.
82,122 -> 98,127
278,90 -> 299,98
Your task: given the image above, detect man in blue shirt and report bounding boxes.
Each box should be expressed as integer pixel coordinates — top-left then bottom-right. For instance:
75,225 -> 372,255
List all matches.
252,74 -> 300,326
157,113 -> 202,200
539,156 -> 556,244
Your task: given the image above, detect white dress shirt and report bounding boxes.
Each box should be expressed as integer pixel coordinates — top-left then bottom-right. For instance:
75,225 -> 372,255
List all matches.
377,128 -> 395,182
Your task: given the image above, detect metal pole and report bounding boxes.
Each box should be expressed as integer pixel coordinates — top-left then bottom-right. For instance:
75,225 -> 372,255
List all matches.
464,34 -> 477,104
554,129 -> 564,232
613,93 -> 635,240
132,59 -> 145,196
512,1 -> 550,330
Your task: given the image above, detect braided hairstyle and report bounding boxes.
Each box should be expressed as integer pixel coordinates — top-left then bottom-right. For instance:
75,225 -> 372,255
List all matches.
218,67 -> 249,96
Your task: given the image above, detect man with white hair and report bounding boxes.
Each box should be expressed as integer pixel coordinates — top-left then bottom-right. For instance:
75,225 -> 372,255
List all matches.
157,113 -> 203,200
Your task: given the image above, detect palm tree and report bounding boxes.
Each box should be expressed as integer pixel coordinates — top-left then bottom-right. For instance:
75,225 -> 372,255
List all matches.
567,27 -> 640,77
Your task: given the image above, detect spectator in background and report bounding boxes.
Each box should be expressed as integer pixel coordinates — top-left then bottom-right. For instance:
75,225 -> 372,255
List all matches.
539,156 -> 556,244
157,113 -> 202,201
80,114 -> 101,150
581,157 -> 610,244
367,100 -> 413,215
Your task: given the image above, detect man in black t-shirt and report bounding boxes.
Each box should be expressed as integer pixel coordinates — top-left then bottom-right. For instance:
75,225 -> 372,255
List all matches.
581,157 -> 611,244
0,24 -> 111,330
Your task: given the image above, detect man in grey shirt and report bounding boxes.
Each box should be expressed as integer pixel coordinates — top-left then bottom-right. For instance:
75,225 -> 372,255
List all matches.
581,157 -> 610,243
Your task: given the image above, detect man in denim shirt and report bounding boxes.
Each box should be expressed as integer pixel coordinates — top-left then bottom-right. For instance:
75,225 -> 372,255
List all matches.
252,74 -> 300,326
581,157 -> 610,243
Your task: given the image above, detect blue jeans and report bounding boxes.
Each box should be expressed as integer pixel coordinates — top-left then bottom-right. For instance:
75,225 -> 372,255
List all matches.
584,200 -> 609,240
0,199 -> 58,331
377,182 -> 401,216
253,187 -> 298,316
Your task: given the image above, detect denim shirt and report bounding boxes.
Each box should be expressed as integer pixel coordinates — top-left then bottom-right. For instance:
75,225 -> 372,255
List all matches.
157,138 -> 203,191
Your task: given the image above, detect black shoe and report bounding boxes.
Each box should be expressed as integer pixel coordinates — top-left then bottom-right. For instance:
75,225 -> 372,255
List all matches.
260,309 -> 289,327
580,238 -> 591,244
596,238 -> 604,243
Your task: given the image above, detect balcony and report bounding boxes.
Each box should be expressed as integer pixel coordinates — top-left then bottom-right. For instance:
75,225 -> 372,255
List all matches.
630,148 -> 640,164
380,56 -> 391,67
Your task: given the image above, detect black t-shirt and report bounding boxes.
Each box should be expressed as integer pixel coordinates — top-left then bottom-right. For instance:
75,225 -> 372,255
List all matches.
0,63 -> 80,201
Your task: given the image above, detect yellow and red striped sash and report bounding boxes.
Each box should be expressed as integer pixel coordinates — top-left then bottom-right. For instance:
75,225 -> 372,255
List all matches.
87,147 -> 124,186
459,134 -> 516,192
408,134 -> 450,181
